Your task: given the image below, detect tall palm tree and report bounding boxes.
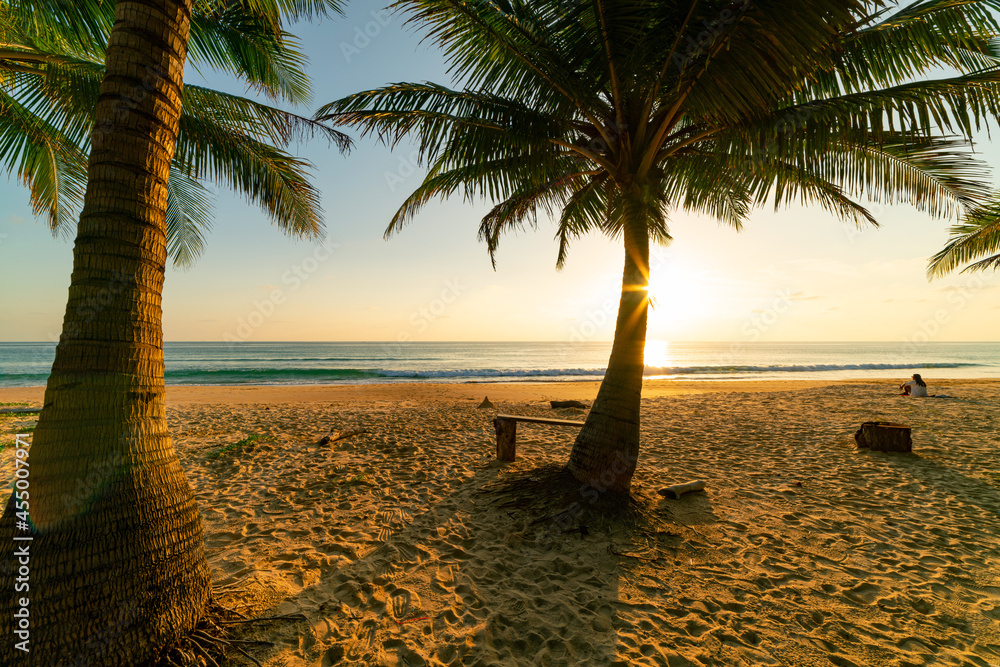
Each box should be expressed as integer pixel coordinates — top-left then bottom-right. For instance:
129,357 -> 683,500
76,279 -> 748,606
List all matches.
0,0 -> 349,266
0,0 -> 342,663
928,196 -> 1000,275
319,0 -> 1000,492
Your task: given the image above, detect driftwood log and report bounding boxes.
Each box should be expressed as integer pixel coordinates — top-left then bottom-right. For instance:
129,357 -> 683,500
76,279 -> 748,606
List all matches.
854,422 -> 912,452
657,480 -> 707,499
318,428 -> 369,446
550,400 -> 587,409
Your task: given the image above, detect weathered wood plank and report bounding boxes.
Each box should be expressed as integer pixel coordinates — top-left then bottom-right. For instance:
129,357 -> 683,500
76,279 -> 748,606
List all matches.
494,413 -> 586,427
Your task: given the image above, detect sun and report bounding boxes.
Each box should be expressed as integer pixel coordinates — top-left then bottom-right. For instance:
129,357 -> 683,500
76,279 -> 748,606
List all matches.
644,259 -> 715,335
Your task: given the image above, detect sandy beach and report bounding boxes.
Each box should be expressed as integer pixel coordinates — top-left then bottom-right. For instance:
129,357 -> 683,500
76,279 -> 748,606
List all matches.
2,378 -> 999,666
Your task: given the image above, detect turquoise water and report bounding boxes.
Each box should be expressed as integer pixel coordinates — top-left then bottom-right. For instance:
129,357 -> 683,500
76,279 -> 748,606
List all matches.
0,341 -> 997,387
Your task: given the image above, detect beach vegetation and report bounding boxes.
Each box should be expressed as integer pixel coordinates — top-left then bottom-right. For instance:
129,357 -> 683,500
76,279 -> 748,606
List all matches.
206,433 -> 273,460
345,473 -> 374,485
320,0 -> 1000,493
0,1 -> 345,664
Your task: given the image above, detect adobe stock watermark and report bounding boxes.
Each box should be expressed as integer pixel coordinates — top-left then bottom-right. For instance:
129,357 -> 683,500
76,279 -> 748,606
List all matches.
534,449 -> 640,552
60,448 -> 127,515
340,8 -> 394,63
841,204 -> 887,245
708,287 -> 799,370
223,238 -> 340,342
47,268 -> 131,345
381,278 -> 467,357
385,150 -> 422,192
11,433 -> 32,654
92,65 -> 168,147
554,244 -> 678,361
898,275 -> 987,354
739,289 -> 795,342
672,0 -> 751,71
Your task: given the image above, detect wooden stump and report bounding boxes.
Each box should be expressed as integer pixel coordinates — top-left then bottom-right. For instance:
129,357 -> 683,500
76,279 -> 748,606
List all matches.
855,422 -> 912,452
494,417 -> 517,461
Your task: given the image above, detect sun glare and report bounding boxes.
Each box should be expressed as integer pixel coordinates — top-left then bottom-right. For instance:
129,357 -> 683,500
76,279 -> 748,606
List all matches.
643,339 -> 673,369
645,260 -> 714,334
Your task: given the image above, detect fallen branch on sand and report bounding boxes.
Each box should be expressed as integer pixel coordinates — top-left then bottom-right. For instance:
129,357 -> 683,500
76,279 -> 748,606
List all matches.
318,428 -> 369,446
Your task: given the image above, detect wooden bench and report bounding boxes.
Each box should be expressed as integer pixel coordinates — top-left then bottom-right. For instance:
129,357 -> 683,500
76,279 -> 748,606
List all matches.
492,413 -> 585,461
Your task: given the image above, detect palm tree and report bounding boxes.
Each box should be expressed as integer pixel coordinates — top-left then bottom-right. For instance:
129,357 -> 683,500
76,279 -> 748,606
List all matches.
319,0 -> 1000,492
928,197 -> 1000,275
0,0 -> 350,266
0,0 -> 342,663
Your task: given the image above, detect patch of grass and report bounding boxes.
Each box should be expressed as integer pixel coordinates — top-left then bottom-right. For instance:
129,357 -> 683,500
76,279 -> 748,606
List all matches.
205,434 -> 273,460
345,474 -> 371,485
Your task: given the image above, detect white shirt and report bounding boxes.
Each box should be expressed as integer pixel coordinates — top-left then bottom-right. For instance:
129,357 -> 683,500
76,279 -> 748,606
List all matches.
904,380 -> 928,397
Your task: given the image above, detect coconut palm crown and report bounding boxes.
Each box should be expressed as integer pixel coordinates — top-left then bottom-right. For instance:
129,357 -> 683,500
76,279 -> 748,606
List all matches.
318,0 -> 1000,492
0,0 -> 350,266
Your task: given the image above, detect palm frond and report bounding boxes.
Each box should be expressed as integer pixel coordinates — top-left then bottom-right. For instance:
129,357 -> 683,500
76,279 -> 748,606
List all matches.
928,196 -> 1000,275
166,167 -> 215,268
0,85 -> 87,232
174,112 -> 325,239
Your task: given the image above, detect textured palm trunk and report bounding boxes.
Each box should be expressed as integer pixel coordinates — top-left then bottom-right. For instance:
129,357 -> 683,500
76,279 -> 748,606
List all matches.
0,1 -> 210,664
567,210 -> 650,493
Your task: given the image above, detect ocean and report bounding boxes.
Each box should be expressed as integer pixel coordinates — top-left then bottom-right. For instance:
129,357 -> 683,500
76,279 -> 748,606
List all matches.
0,341 -> 997,387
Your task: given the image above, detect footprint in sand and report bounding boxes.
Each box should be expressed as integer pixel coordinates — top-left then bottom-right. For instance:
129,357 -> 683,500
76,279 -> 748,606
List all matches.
390,589 -> 412,620
373,560 -> 398,584
347,620 -> 378,661
843,582 -> 881,605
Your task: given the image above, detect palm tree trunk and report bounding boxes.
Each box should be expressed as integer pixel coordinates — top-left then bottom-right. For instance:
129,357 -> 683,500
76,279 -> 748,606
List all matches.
0,2 -> 210,664
567,211 -> 650,494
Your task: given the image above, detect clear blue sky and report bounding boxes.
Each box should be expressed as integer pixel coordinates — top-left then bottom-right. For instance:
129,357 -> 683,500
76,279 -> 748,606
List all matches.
1,1 -> 998,344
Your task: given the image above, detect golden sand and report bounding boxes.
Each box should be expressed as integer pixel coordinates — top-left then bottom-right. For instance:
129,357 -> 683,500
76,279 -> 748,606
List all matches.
2,379 -> 999,666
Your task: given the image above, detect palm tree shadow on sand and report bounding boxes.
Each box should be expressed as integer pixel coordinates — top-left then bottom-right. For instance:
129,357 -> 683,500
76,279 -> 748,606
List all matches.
221,456 -> 686,666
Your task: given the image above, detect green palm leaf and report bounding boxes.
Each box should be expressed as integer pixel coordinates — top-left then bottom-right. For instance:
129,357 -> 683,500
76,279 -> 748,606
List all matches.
928,197 -> 1000,274
1,0 -> 350,266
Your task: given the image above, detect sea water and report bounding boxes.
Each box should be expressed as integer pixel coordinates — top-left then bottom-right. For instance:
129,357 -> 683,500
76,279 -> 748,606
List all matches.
0,341 -> 997,387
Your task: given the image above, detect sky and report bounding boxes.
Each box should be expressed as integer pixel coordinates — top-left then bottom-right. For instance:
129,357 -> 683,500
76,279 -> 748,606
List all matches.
1,1 -> 998,344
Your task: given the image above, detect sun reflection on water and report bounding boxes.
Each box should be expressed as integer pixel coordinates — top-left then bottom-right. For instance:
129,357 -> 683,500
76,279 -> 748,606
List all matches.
643,339 -> 673,371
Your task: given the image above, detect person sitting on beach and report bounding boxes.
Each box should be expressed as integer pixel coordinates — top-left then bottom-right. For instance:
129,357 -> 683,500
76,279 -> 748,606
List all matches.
899,373 -> 928,397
